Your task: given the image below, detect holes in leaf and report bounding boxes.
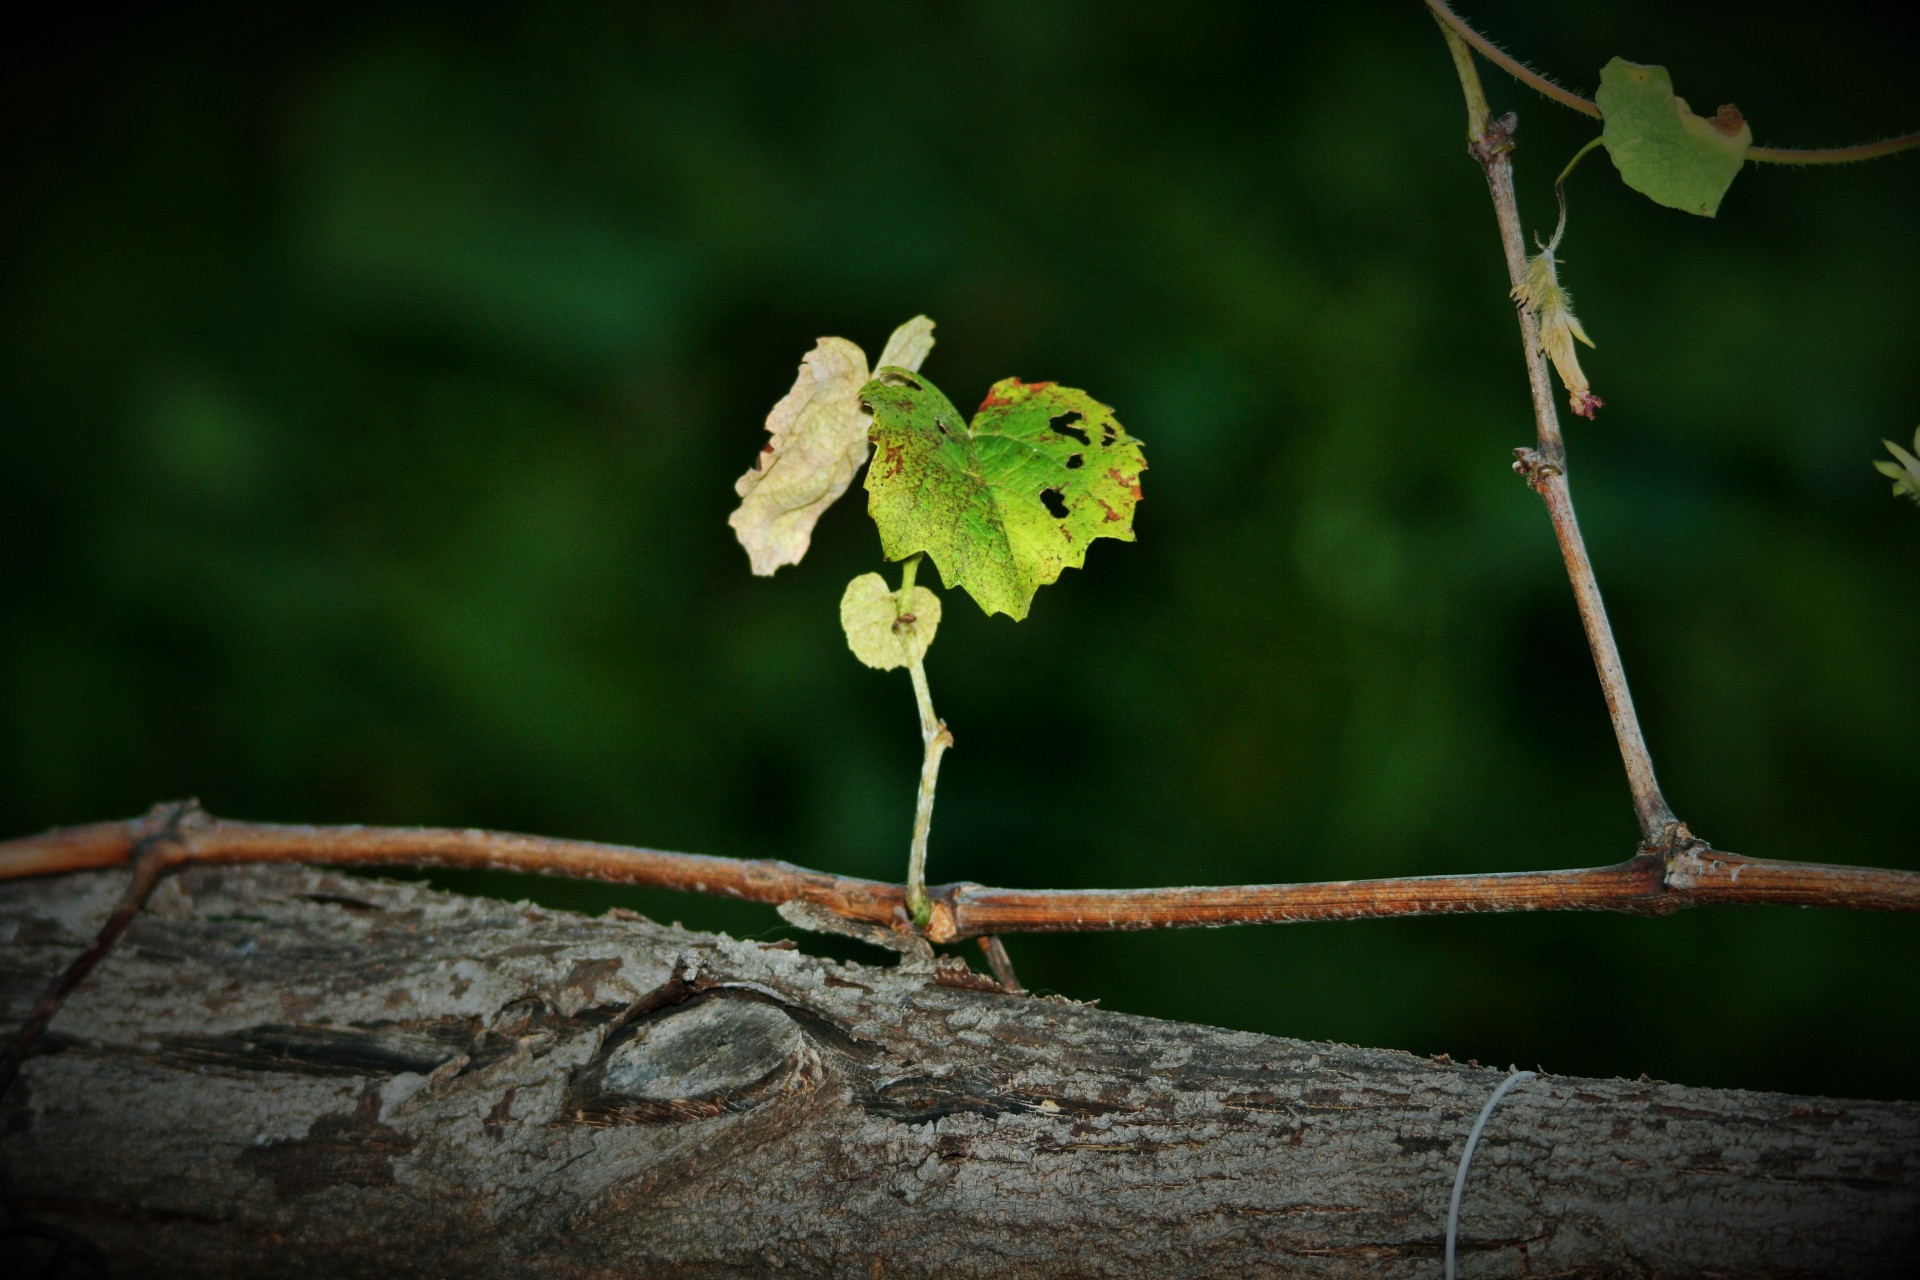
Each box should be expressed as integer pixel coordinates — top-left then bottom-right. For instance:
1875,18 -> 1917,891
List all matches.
1100,423 -> 1117,447
1065,453 -> 1084,469
1040,488 -> 1070,519
935,418 -> 951,436
1049,412 -> 1090,445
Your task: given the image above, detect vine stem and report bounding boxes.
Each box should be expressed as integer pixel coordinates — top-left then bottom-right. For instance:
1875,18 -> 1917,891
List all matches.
2,804 -> 1917,944
898,555 -> 952,927
1425,0 -> 1920,165
1441,22 -> 1678,843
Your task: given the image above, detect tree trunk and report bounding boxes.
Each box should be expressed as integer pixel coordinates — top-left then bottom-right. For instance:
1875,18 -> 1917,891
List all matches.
1,866 -> 1914,1278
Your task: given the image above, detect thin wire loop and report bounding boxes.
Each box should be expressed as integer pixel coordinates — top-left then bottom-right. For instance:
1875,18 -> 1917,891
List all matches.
1446,1068 -> 1538,1279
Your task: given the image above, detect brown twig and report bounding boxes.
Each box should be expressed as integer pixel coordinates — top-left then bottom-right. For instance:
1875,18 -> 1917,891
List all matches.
0,801 -> 911,924
3,806 -> 1916,947
976,936 -> 1025,994
1440,25 -> 1679,843
0,801 -> 198,1099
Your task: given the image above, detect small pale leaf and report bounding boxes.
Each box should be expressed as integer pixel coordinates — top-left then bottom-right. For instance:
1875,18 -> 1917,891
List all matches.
863,373 -> 1146,620
839,572 -> 942,670
1597,58 -> 1751,217
875,315 -> 936,377
1877,429 -> 1920,506
729,337 -> 871,575
728,320 -> 937,576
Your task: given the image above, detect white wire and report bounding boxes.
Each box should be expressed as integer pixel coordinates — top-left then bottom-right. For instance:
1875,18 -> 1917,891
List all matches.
1445,1068 -> 1537,1280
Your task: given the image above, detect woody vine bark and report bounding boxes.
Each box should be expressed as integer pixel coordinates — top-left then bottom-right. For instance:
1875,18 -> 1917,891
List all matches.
3,864 -> 1916,1278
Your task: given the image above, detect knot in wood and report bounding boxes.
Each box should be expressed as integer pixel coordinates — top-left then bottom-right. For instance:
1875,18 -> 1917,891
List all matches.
565,995 -> 820,1125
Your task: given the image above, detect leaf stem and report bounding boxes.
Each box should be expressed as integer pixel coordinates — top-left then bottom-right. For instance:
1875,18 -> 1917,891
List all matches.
1429,0 -> 1597,121
1439,23 -> 1679,843
1748,135 -> 1920,165
1554,137 -> 1606,190
1424,0 -> 1920,166
1547,137 -> 1605,254
899,555 -> 950,928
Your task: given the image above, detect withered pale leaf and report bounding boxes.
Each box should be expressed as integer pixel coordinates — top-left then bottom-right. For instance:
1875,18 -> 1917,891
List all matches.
1513,251 -> 1604,420
728,337 -> 871,575
728,318 -> 936,575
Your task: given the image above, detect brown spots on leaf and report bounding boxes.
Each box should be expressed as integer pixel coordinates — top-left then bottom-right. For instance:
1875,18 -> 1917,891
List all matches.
1711,104 -> 1745,136
1097,499 -> 1123,523
1107,468 -> 1142,500
980,379 -> 1054,411
882,443 -> 906,478
1060,527 -> 1074,542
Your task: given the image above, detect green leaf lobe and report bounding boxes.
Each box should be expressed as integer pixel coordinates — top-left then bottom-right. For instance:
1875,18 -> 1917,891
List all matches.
862,373 -> 1145,620
1596,57 -> 1751,217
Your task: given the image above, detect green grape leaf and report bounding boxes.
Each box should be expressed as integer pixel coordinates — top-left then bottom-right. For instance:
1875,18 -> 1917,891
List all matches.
839,572 -> 941,670
1875,428 -> 1920,506
862,372 -> 1145,620
728,318 -> 935,575
1596,58 -> 1752,217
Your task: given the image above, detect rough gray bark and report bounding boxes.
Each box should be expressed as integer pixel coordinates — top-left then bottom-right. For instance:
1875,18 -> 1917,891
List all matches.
1,866 -> 1914,1278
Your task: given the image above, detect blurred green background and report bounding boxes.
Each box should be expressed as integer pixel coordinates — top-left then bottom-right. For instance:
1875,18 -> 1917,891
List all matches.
5,2 -> 1915,1100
